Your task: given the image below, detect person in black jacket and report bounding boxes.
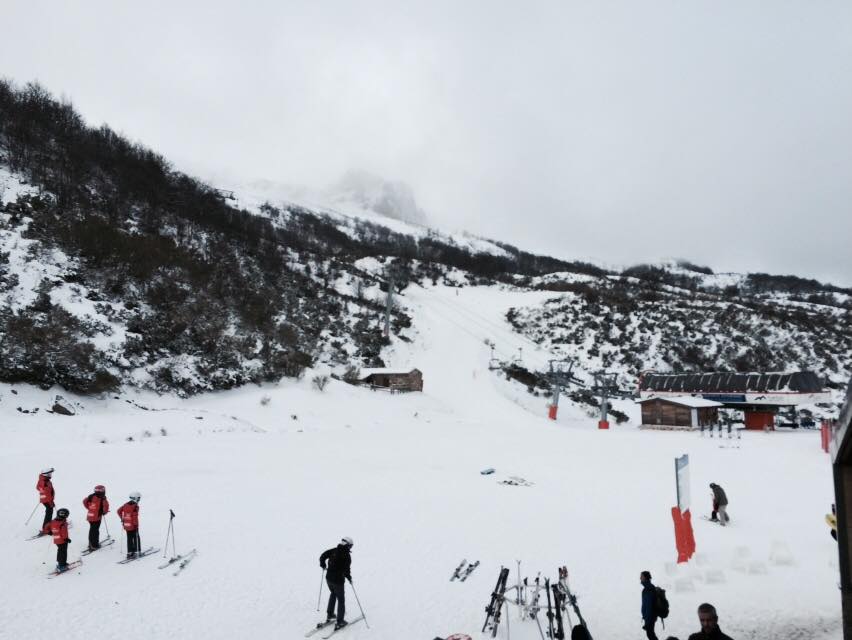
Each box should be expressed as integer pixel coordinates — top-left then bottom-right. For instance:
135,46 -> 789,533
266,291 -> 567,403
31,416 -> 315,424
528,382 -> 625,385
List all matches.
319,537 -> 354,630
709,483 -> 729,525
687,603 -> 734,639
640,570 -> 659,640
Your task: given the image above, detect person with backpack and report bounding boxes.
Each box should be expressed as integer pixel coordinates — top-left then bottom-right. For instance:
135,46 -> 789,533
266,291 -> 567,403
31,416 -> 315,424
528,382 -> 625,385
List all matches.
117,491 -> 141,559
709,483 -> 729,525
82,485 -> 110,550
36,467 -> 55,535
640,570 -> 668,640
319,537 -> 354,631
686,603 -> 734,639
47,507 -> 71,572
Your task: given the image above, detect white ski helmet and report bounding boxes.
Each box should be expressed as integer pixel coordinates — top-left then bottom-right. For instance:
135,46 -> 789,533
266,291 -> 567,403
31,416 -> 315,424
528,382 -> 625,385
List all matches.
41,467 -> 54,476
341,536 -> 354,547
129,491 -> 141,503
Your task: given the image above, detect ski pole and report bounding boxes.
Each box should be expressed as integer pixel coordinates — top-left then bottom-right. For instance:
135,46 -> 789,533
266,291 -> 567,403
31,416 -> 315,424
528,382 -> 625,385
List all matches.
24,502 -> 40,526
103,516 -> 110,540
316,568 -> 325,611
348,579 -> 369,629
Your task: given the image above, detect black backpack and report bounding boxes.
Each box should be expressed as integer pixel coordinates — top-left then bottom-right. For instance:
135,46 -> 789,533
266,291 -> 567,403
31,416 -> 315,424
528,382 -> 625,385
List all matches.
654,586 -> 670,619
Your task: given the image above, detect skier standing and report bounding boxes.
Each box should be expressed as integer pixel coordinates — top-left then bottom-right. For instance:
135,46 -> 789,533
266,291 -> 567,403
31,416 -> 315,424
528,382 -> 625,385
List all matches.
319,537 -> 354,630
47,507 -> 71,572
709,483 -> 729,525
640,570 -> 659,640
82,485 -> 110,550
36,467 -> 55,535
117,492 -> 141,559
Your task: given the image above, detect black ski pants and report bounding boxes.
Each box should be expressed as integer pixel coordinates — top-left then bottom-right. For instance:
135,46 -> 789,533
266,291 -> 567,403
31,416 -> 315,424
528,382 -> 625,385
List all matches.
88,520 -> 102,548
643,618 -> 659,640
326,579 -> 346,624
42,503 -> 53,532
126,530 -> 140,554
56,542 -> 68,567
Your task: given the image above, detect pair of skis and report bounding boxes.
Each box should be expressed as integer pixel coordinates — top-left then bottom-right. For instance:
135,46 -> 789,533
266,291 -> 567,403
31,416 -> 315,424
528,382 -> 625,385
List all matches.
158,549 -> 198,576
450,559 -> 480,582
117,546 -> 160,564
81,537 -> 115,555
305,616 -> 365,639
47,560 -> 83,578
481,567 -> 510,638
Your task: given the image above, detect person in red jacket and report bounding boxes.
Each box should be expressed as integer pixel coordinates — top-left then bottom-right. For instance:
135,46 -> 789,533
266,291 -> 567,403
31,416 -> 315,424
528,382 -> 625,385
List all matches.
47,507 -> 71,571
36,467 -> 55,535
83,485 -> 110,550
117,492 -> 141,559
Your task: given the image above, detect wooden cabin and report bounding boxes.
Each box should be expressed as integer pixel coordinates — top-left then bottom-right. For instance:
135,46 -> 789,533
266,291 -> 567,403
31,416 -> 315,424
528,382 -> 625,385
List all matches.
358,368 -> 423,392
637,396 -> 722,430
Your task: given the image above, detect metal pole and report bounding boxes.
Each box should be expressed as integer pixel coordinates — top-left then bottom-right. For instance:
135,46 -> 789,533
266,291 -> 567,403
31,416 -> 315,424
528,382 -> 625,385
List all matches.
163,515 -> 173,558
348,579 -> 369,629
24,502 -> 40,526
316,568 -> 325,612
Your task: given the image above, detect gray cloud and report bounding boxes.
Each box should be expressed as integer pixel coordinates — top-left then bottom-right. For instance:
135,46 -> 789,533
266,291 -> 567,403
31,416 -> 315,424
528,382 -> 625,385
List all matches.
2,1 -> 850,284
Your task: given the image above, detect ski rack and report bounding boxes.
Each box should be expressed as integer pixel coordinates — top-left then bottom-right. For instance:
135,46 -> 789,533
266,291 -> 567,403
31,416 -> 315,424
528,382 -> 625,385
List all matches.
480,564 -> 592,640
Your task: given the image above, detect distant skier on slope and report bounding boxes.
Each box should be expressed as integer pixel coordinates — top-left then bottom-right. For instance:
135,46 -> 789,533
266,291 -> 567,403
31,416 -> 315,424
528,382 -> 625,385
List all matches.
117,492 -> 141,559
36,467 -> 56,535
709,483 -> 729,525
47,507 -> 71,572
319,537 -> 354,631
82,485 -> 110,550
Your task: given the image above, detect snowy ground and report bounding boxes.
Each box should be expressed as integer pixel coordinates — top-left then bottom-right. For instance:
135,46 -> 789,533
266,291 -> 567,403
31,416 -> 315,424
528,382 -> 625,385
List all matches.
0,284 -> 841,640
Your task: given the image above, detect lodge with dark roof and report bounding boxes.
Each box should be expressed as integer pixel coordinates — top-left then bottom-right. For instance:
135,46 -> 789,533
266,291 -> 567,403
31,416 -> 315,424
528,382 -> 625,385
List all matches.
638,371 -> 830,430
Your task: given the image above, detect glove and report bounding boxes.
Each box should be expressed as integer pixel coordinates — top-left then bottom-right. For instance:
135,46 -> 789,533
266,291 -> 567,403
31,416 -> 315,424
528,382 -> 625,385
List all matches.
347,576 -> 352,583
67,539 -> 72,543
320,564 -> 326,570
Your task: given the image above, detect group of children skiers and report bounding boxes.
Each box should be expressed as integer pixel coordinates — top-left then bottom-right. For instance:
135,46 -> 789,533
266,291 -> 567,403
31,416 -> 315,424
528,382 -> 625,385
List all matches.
36,467 -> 144,572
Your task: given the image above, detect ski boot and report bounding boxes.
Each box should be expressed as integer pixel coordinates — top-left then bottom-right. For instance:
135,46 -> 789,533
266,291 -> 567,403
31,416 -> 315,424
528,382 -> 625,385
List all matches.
334,621 -> 348,631
56,563 -> 68,573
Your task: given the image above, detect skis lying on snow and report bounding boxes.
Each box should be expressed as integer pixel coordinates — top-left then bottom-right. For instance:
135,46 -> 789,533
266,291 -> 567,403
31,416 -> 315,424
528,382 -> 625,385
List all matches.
451,559 -> 480,582
321,616 -> 364,639
450,558 -> 467,581
460,561 -> 480,581
81,538 -> 115,555
158,548 -> 198,570
47,560 -> 83,578
172,550 -> 198,576
117,547 -> 160,564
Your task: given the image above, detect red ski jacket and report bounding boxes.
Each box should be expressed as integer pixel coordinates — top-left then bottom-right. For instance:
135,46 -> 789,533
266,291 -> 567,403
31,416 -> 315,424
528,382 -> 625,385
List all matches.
48,519 -> 69,545
37,475 -> 55,506
117,501 -> 139,531
83,494 -> 110,523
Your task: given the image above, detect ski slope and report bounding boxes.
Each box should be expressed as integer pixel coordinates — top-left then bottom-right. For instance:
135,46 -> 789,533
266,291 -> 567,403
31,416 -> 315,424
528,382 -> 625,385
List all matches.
0,283 -> 841,640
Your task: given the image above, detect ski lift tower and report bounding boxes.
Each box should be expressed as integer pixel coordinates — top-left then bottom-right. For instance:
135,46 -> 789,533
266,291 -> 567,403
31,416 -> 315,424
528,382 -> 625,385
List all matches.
547,359 -> 584,421
590,370 -> 632,429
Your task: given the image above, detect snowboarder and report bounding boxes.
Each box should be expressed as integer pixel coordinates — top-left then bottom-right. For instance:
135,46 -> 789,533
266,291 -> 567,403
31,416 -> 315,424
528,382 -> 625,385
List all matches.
47,507 -> 71,572
640,570 -> 659,640
686,603 -> 734,640
117,492 -> 141,559
36,467 -> 55,535
319,537 -> 354,630
82,485 -> 110,550
709,483 -> 729,525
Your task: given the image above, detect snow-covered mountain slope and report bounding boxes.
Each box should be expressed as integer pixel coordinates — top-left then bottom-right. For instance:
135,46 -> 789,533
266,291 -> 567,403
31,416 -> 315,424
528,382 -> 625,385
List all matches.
0,280 -> 841,640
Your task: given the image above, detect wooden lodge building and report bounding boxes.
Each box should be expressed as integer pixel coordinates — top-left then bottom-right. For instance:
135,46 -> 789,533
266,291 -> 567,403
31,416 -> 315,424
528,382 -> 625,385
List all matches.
357,368 -> 423,392
638,371 -> 830,430
637,396 -> 722,430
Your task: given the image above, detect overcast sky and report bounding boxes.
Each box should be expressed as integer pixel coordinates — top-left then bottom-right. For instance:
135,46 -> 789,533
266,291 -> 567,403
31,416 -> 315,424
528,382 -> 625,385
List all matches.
3,2 -> 851,285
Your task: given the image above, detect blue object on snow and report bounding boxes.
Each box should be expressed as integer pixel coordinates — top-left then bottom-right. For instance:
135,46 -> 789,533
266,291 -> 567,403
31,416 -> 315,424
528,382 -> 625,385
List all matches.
480,468 -> 495,475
